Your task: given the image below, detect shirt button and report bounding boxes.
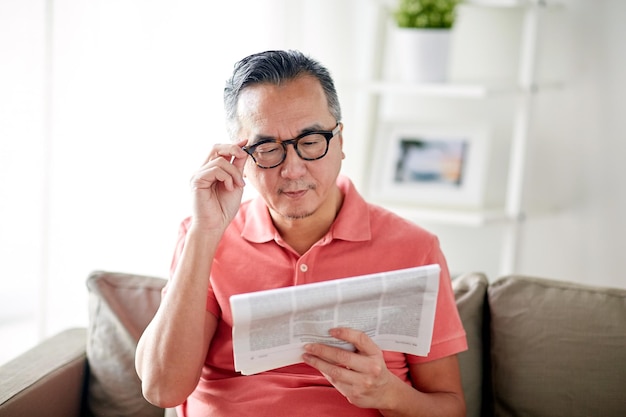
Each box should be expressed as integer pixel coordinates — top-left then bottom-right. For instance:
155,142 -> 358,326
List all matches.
300,264 -> 308,272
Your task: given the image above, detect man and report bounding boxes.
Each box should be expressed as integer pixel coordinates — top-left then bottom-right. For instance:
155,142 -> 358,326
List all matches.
136,50 -> 467,417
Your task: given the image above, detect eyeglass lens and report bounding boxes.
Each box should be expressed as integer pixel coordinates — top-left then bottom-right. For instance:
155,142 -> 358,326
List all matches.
251,132 -> 329,168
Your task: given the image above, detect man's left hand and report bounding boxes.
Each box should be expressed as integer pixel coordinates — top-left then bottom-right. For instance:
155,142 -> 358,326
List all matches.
302,327 -> 401,410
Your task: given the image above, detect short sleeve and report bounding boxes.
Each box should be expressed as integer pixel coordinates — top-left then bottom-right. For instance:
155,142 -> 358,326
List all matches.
408,238 -> 468,363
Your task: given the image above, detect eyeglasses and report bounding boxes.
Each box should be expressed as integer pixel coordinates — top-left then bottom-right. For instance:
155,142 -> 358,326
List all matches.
242,123 -> 341,169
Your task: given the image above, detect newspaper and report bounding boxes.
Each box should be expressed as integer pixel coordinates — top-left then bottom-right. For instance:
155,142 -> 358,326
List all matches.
230,264 -> 440,375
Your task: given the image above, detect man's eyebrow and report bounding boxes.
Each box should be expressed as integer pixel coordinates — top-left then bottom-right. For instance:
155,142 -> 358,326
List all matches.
250,123 -> 327,144
300,123 -> 327,133
251,134 -> 277,144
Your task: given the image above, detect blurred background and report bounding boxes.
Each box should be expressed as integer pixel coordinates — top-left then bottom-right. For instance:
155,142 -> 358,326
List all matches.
1,0 -> 624,364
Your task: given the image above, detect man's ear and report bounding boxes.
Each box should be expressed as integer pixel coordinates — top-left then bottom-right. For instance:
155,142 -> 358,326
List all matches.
338,127 -> 345,160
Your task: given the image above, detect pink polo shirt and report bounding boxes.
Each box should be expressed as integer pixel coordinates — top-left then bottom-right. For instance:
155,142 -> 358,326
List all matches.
170,175 -> 467,417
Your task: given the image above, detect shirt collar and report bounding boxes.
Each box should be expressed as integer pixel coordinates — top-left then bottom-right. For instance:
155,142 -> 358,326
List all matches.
240,175 -> 371,244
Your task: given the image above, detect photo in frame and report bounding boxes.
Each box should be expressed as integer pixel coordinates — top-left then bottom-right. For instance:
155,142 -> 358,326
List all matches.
370,124 -> 491,209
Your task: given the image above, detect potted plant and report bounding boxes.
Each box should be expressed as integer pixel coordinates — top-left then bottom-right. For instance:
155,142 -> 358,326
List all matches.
392,0 -> 461,83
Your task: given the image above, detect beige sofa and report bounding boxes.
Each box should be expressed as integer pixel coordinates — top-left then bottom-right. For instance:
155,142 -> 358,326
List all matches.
1,270 -> 625,417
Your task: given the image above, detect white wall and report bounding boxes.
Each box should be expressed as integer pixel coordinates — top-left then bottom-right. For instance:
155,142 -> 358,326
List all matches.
576,0 -> 626,287
1,0 -> 625,364
514,0 -> 626,288
45,0 -> 283,337
0,0 -> 47,360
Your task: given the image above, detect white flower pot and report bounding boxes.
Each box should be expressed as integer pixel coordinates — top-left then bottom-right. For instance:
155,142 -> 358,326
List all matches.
393,28 -> 452,83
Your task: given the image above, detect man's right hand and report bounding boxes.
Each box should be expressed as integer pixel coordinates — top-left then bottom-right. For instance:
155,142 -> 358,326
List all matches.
189,140 -> 248,233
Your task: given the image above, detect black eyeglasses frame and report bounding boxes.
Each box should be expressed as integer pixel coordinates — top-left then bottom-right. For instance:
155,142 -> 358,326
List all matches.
242,122 -> 342,169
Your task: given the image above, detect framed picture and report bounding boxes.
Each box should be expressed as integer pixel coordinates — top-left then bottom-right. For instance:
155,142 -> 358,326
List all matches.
370,124 -> 491,209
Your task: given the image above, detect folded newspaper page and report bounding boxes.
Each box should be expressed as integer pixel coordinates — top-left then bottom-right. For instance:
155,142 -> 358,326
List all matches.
230,264 -> 440,375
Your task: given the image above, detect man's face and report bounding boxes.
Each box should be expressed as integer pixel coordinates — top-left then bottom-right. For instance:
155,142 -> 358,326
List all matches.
238,75 -> 344,222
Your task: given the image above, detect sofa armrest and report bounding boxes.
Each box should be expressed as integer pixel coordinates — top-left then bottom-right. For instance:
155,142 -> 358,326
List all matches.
0,328 -> 87,417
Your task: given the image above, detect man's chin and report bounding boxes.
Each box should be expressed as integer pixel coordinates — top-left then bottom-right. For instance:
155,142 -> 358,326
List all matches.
270,203 -> 315,221
280,210 -> 314,221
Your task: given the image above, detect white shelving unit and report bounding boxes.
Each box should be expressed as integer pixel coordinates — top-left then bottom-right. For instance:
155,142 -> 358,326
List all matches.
359,0 -> 562,275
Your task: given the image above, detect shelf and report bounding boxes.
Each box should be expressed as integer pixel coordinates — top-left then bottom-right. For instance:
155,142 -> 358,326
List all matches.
373,203 -> 516,227
465,0 -> 564,8
364,81 -> 517,99
362,81 -> 563,99
362,0 -> 564,274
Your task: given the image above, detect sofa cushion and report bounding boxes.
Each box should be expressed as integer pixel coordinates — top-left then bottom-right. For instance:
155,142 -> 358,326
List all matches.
452,272 -> 489,417
86,271 -> 167,417
488,275 -> 626,417
0,328 -> 87,417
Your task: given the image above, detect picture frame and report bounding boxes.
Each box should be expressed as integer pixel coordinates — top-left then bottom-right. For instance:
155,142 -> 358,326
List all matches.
369,124 -> 491,209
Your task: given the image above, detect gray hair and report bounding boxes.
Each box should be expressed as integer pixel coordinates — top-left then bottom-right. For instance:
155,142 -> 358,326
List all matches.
223,50 -> 342,140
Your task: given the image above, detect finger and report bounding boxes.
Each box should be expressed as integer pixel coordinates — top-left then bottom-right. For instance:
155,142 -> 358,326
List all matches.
213,141 -> 247,186
192,166 -> 233,192
212,141 -> 246,160
201,142 -> 248,169
193,162 -> 243,192
302,350 -> 355,382
329,328 -> 381,356
303,341 -> 368,373
195,145 -> 247,188
231,139 -> 249,172
191,159 -> 241,191
303,328 -> 382,373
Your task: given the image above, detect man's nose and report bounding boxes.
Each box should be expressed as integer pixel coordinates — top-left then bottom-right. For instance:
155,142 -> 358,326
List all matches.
280,144 -> 306,179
